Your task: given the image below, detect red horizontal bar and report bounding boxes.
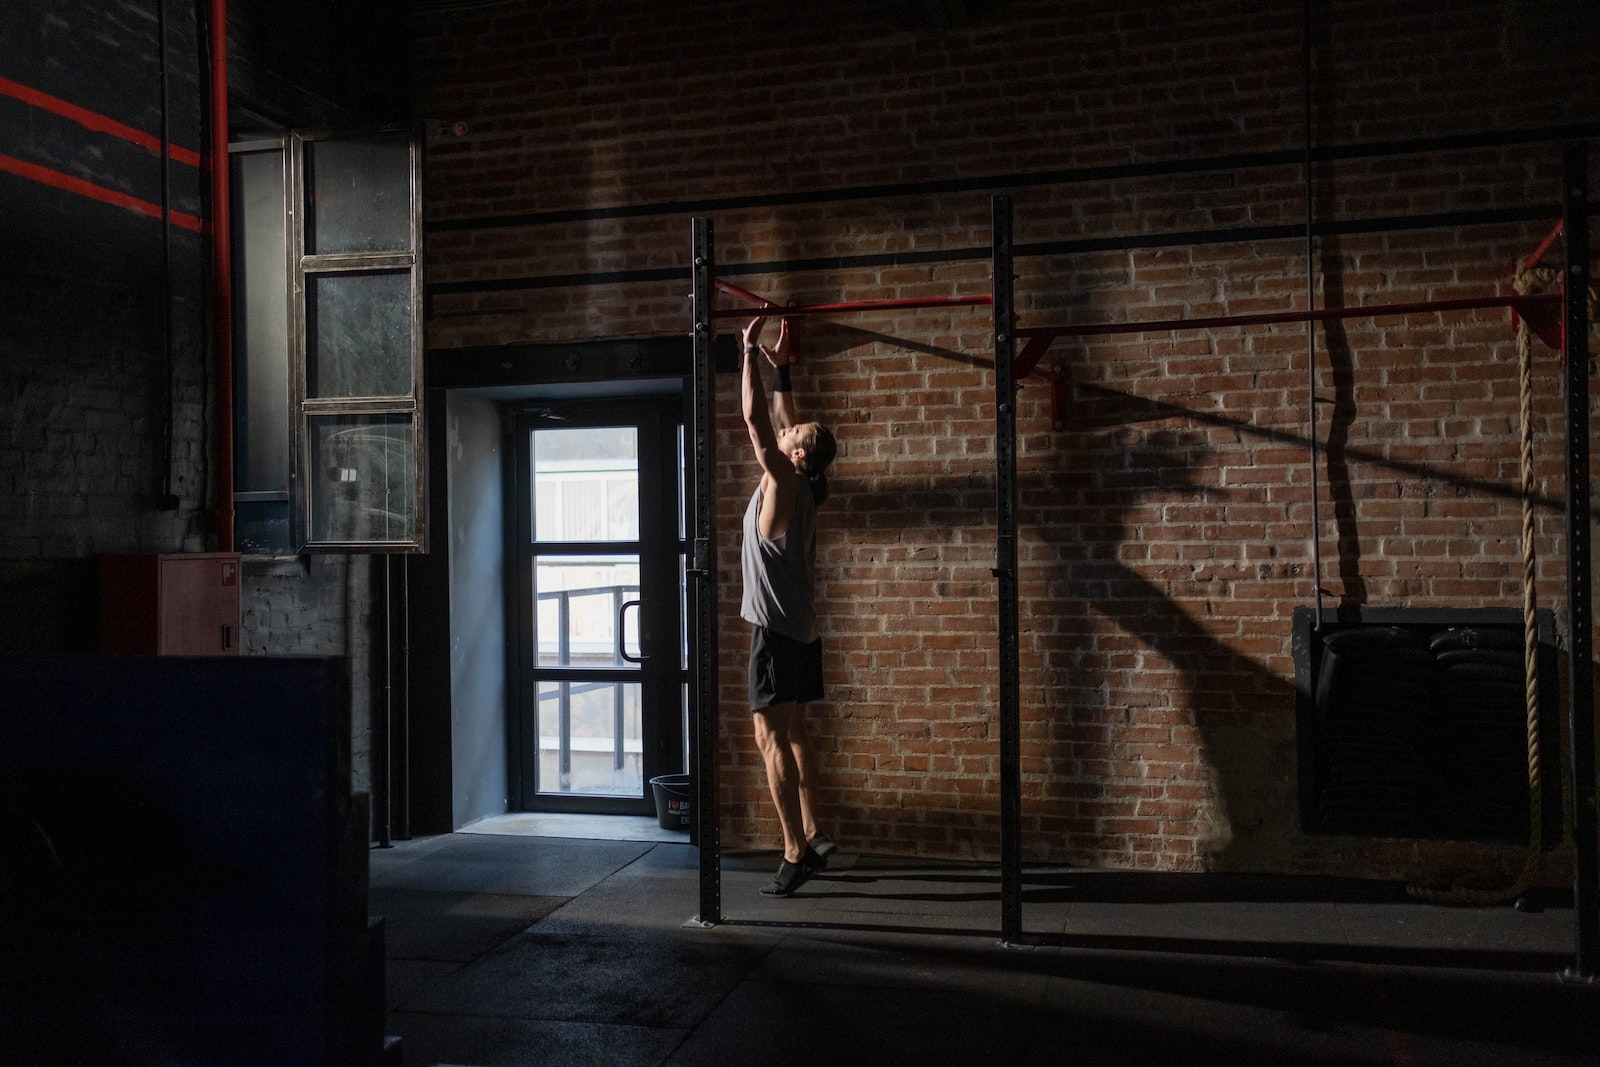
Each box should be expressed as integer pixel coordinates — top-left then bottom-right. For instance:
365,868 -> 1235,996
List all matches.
714,279 -> 781,308
1523,221 -> 1565,271
0,152 -> 203,232
711,293 -> 993,319
0,75 -> 202,168
1015,293 -> 1558,341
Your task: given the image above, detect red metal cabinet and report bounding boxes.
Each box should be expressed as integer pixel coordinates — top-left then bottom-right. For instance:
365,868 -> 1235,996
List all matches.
99,553 -> 242,655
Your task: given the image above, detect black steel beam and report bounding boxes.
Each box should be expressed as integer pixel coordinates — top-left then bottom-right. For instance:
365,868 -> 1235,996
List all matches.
427,122 -> 1600,234
1560,144 -> 1597,983
992,194 -> 1023,944
691,217 -> 723,926
428,203 -> 1589,300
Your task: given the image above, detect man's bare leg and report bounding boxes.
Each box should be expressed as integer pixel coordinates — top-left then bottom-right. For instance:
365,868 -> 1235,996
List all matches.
752,703 -> 807,864
787,706 -> 821,843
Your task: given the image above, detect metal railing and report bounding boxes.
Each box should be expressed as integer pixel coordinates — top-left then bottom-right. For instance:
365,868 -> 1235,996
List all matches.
535,583 -> 639,792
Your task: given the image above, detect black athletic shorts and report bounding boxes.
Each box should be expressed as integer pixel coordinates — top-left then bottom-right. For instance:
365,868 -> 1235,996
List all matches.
748,625 -> 824,710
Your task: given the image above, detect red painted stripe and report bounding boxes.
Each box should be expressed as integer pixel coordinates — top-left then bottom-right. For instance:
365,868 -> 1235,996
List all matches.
0,152 -> 203,232
0,75 -> 202,168
168,142 -> 204,169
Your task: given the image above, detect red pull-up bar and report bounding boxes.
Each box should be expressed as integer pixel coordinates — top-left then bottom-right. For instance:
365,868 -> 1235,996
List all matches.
1522,220 -> 1565,271
713,272 -> 1565,433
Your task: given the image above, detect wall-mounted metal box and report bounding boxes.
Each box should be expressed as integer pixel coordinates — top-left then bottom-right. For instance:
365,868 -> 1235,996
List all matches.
99,553 -> 242,655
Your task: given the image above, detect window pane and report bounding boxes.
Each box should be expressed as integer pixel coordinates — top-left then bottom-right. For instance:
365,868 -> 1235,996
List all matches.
533,556 -> 640,668
235,499 -> 291,555
306,271 -> 413,398
679,554 -> 690,672
530,427 -> 638,542
680,682 -> 691,776
536,680 -> 642,797
677,422 -> 687,541
304,134 -> 411,254
231,149 -> 290,495
308,413 -> 415,543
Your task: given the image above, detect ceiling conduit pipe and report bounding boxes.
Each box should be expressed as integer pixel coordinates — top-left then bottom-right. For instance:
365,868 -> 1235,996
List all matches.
206,0 -> 234,552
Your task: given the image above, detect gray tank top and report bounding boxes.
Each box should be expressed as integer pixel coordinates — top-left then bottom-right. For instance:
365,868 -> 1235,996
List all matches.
739,475 -> 818,643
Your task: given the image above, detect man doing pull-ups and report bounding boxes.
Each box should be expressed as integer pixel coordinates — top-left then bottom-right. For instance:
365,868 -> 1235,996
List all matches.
739,315 -> 839,897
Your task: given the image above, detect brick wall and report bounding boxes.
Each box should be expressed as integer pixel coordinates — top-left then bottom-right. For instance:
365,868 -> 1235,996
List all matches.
0,0 -> 401,821
1,0 -> 211,628
1,0 -> 1587,875
410,0 -> 1598,877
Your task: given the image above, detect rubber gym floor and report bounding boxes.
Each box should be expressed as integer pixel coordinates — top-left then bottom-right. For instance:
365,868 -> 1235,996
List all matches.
373,814 -> 1595,1067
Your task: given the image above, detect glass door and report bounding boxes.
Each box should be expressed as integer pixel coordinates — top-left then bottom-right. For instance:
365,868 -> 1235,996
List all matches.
509,397 -> 687,814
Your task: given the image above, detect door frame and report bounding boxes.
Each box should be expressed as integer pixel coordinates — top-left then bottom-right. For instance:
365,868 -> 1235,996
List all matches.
503,393 -> 688,814
405,337 -> 707,837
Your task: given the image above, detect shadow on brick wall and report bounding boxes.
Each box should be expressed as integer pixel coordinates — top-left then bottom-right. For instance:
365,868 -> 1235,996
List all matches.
1025,413 -> 1299,870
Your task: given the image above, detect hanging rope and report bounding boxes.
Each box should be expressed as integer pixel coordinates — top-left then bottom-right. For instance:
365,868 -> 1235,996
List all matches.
1405,265 -> 1562,905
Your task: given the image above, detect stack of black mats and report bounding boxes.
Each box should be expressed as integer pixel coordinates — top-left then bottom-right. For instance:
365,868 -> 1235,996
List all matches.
1314,626 -> 1440,836
1313,625 -> 1531,840
1429,627 -> 1531,839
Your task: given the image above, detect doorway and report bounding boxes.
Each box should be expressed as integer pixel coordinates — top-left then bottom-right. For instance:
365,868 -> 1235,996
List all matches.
506,394 -> 688,815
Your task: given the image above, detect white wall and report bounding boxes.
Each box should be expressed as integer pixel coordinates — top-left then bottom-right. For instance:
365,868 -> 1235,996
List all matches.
445,392 -> 508,827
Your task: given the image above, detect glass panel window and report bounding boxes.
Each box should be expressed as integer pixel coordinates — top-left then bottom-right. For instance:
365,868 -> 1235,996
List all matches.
231,145 -> 293,554
677,422 -> 687,542
533,556 -> 640,668
531,427 -> 639,542
680,682 -> 691,777
308,413 -> 415,543
679,554 -> 690,672
233,149 -> 290,493
231,127 -> 423,553
306,271 -> 413,398
536,680 -> 642,796
305,134 -> 411,254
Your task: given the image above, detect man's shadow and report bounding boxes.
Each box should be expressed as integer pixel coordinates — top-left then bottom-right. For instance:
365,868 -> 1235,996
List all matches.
1023,382 -> 1301,870
800,315 -> 1304,869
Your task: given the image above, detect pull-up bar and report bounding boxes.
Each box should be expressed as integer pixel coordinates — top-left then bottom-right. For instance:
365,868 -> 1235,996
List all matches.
1524,221 -> 1566,270
711,277 -> 992,319
1015,292 -> 1560,344
1013,292 -> 1565,430
691,163 -> 1592,966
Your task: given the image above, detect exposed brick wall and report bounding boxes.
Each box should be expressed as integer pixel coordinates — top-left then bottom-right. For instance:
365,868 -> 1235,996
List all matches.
1,2 -> 203,526
1,0 -> 212,621
0,0 -> 395,827
407,0 -> 1598,878
240,554 -> 378,799
2,0 -> 1586,875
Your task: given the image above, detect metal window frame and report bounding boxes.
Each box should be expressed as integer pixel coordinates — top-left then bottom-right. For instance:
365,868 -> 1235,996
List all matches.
288,126 -> 427,554
504,398 -> 688,816
227,134 -> 296,549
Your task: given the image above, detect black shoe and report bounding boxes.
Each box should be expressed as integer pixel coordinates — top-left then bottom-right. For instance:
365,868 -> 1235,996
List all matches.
807,833 -> 837,868
759,858 -> 813,897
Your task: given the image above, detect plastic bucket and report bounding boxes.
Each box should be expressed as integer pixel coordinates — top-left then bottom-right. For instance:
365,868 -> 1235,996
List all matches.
649,773 -> 692,831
